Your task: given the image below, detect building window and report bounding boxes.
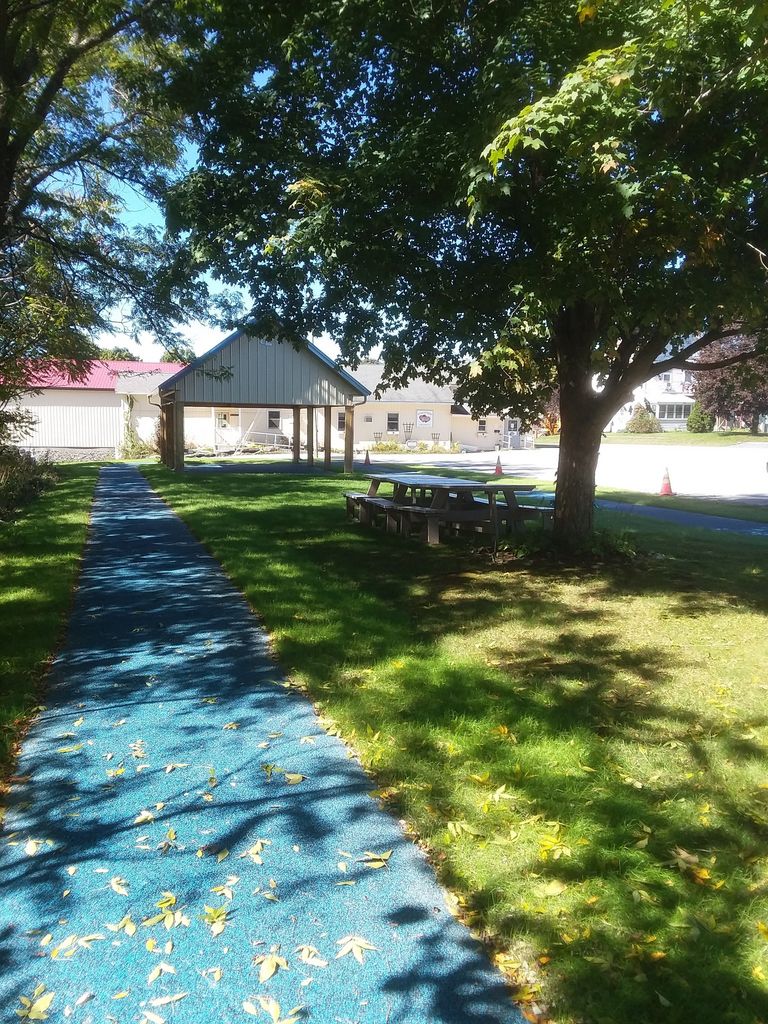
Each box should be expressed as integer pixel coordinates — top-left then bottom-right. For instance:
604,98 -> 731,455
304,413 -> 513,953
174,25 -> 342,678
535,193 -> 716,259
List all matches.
337,411 -> 346,432
478,418 -> 487,434
267,410 -> 280,430
364,415 -> 373,423
387,413 -> 399,432
658,404 -> 690,420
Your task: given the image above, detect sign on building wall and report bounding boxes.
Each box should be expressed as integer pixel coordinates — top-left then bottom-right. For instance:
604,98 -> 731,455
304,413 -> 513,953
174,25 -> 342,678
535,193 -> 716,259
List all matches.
416,409 -> 434,428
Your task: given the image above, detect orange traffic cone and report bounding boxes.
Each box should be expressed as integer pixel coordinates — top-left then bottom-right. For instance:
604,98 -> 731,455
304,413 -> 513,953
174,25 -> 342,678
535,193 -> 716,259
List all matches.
494,455 -> 503,476
364,449 -> 371,466
659,468 -> 674,496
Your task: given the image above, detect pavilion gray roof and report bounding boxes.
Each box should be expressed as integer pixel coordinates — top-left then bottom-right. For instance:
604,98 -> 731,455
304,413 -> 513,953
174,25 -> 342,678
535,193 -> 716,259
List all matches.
347,363 -> 456,404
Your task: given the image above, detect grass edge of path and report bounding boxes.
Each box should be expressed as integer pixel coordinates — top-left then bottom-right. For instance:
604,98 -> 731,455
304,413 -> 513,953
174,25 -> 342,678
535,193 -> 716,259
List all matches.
0,464 -> 100,781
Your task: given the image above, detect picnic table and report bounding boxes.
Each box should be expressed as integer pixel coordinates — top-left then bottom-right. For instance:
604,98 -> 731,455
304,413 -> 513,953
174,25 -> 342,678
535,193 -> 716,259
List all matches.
345,472 -> 549,545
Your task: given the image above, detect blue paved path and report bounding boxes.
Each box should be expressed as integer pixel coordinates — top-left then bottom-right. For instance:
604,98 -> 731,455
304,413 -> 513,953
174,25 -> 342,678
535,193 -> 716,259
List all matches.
1,466 -> 521,1024
596,499 -> 768,537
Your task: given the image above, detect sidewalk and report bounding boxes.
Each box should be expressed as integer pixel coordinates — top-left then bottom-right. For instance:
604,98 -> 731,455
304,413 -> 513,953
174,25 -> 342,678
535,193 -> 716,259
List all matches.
596,499 -> 768,537
0,466 -> 521,1024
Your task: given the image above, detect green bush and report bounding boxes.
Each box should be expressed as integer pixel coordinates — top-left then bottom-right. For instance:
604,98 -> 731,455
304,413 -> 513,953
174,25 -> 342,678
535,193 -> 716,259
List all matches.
370,439 -> 455,453
0,447 -> 58,518
686,401 -> 715,433
625,404 -> 663,433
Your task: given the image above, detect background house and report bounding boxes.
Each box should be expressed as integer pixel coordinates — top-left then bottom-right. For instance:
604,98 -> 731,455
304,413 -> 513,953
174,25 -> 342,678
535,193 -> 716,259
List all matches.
330,362 -> 511,451
12,351 -> 519,457
607,367 -> 696,432
14,361 -> 184,457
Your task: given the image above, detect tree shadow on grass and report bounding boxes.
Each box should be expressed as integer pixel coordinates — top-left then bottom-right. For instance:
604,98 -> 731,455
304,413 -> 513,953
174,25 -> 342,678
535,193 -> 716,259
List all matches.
134,467 -> 768,1023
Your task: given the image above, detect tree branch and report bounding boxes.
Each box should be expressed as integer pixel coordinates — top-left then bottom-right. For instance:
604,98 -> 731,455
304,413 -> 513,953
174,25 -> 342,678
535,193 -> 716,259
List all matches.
677,349 -> 765,372
652,326 -> 747,375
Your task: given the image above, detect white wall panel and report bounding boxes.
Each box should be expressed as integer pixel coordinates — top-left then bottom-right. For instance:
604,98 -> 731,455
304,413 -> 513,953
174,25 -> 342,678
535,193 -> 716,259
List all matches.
19,390 -> 122,447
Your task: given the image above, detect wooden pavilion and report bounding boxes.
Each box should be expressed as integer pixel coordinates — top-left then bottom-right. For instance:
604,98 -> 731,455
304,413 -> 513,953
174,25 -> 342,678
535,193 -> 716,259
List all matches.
157,330 -> 369,471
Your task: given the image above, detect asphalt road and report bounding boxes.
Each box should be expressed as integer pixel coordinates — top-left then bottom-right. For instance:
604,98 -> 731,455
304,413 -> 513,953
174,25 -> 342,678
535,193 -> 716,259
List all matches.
366,443 -> 768,506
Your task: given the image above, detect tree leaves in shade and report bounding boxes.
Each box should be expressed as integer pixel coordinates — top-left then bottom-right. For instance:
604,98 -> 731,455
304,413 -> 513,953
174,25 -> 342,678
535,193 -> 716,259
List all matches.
693,339 -> 768,434
16,986 -> 54,1020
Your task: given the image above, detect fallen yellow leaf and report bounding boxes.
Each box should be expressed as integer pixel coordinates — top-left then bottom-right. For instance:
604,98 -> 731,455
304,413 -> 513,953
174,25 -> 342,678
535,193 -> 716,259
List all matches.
17,986 -> 55,1021
336,935 -> 378,964
148,993 -> 188,1007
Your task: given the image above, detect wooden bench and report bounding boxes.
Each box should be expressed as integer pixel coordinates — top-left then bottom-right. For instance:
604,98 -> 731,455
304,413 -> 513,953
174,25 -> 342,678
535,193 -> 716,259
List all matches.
399,505 -> 503,545
402,500 -> 552,545
344,491 -> 368,518
516,504 -> 555,523
357,495 -> 401,531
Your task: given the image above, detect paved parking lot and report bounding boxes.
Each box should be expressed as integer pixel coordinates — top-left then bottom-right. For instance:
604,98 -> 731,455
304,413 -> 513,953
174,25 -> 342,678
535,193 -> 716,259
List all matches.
368,443 -> 768,505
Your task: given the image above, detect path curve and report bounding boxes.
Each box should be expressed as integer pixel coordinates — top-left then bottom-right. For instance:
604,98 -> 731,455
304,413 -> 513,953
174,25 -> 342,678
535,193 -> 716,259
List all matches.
1,466 -> 521,1024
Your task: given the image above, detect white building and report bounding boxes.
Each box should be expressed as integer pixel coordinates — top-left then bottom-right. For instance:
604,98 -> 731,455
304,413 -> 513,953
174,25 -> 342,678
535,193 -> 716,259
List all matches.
326,362 -> 509,452
13,350 -> 514,457
14,361 -> 184,456
607,367 -> 696,432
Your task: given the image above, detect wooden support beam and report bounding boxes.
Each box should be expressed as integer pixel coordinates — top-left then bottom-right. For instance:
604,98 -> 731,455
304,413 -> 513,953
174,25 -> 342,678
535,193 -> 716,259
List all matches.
292,405 -> 301,463
172,399 -> 185,472
323,406 -> 332,468
165,402 -> 175,468
159,404 -> 169,466
306,407 -> 314,466
344,404 -> 354,473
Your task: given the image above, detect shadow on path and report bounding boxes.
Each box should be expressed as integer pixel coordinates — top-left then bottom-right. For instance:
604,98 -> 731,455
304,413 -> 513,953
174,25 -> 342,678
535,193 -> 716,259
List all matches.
0,466 -> 521,1024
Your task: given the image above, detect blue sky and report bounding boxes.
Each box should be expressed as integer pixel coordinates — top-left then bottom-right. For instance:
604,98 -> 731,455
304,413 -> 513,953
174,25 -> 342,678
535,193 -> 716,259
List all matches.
108,181 -> 341,364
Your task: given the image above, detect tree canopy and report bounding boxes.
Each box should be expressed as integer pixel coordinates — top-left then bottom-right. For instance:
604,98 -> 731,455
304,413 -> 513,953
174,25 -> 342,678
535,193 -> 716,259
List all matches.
99,346 -> 141,361
694,338 -> 768,434
171,0 -> 768,541
0,0 -> 225,436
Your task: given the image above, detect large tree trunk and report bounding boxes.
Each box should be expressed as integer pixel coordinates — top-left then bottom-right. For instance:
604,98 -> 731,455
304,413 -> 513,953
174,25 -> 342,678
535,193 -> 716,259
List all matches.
551,301 -> 614,546
750,411 -> 760,435
554,407 -> 604,545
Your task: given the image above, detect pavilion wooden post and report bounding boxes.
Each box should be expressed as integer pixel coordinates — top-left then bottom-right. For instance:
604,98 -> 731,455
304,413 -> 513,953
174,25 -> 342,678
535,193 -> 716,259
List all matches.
159,404 -> 169,466
172,399 -> 185,472
306,407 -> 314,467
292,405 -> 301,463
344,403 -> 354,473
323,406 -> 332,468
165,401 -> 176,468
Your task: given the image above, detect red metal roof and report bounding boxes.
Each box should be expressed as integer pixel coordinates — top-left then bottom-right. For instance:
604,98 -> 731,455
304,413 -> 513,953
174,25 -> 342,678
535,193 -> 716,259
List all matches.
30,361 -> 186,391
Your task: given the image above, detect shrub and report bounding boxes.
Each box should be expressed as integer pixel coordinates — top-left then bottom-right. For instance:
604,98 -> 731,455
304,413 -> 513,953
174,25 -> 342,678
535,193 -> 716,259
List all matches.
625,404 -> 663,433
0,447 -> 58,518
686,401 -> 715,433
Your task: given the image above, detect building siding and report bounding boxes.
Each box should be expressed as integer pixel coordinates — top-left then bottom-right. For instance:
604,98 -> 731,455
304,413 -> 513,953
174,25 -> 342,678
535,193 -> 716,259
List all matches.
18,390 -> 123,448
169,335 -> 363,408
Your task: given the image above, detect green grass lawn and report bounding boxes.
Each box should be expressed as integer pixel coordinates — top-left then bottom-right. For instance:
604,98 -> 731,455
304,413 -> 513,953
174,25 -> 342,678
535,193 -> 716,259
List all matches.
142,465 -> 768,1024
0,464 -> 100,774
537,431 -> 768,447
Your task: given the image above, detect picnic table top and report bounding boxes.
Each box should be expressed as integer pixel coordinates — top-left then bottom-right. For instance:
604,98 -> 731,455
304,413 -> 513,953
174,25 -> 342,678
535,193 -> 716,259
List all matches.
365,472 -> 536,491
